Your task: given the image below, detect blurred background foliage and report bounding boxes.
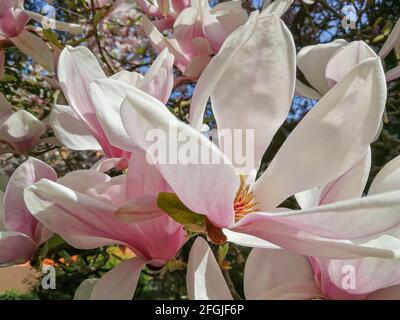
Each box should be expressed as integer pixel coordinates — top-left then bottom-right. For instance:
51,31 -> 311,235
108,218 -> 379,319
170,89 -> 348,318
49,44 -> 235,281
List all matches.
0,0 -> 399,299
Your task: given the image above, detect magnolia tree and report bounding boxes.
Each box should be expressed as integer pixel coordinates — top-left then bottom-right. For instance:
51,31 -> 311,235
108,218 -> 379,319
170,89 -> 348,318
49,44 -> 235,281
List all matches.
0,0 -> 400,300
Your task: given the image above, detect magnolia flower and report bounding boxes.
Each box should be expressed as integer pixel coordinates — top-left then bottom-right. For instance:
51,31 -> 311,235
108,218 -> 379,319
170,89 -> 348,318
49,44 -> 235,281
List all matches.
187,155 -> 400,300
84,10 -> 400,260
296,19 -> 400,100
0,93 -> 46,154
24,149 -> 187,300
50,45 -> 174,169
0,158 -> 56,266
0,0 -> 83,76
142,0 -> 248,79
136,0 -> 190,31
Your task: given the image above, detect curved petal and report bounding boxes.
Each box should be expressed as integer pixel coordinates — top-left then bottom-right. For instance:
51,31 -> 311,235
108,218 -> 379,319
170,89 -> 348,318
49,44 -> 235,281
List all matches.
223,229 -> 279,249
297,148 -> 371,209
4,157 -> 56,243
50,104 -> 102,151
244,248 -> 317,299
386,65 -> 400,82
189,11 -> 260,130
10,30 -> 54,72
369,155 -> 400,195
0,110 -> 46,153
186,237 -> 232,300
210,13 -> 296,172
138,48 -> 174,104
297,39 -> 348,95
74,278 -> 98,300
0,231 -> 37,266
89,79 -> 136,151
323,235 -> 400,295
379,18 -> 400,59
91,257 -> 147,300
57,46 -> 118,156
24,178 -> 186,262
255,58 -> 387,210
232,190 -> 400,259
295,79 -> 322,100
367,285 -> 400,300
120,87 -> 239,228
325,41 -> 378,87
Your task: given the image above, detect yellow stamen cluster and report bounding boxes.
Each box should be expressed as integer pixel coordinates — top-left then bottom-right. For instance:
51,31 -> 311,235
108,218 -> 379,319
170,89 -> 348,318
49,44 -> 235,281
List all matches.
233,175 -> 259,222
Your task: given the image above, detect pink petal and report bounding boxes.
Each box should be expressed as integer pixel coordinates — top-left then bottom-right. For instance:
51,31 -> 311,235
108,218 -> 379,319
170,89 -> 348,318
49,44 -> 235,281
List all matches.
50,104 -> 102,151
369,155 -> 400,195
120,87 -> 239,228
244,248 -> 318,299
4,157 -> 56,243
91,257 -> 147,300
0,231 -> 37,266
186,237 -> 233,300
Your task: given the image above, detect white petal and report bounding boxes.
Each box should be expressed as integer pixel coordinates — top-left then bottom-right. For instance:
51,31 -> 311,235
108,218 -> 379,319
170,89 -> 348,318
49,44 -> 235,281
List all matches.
186,237 -> 233,300
255,58 -> 386,210
369,155 -> 400,195
50,104 -> 102,151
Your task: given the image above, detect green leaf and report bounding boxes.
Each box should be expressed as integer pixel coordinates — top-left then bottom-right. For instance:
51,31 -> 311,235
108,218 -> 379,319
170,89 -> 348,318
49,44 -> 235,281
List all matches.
218,243 -> 229,267
46,234 -> 65,250
42,29 -> 63,49
157,192 -> 206,233
0,74 -> 17,82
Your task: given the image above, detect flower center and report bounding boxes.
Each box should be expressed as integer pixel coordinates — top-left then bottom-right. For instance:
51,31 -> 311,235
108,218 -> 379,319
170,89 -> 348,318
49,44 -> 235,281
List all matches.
234,175 -> 259,222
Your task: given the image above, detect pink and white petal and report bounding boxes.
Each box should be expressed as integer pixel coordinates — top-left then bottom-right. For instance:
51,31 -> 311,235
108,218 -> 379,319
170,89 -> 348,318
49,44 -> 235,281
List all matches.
324,236 -> 400,295
4,157 -> 56,243
369,155 -> 400,195
316,148 -> 371,206
210,13 -> 296,172
89,79 -> 137,151
367,286 -> 400,300
110,70 -> 143,86
74,278 -> 98,300
57,46 -> 112,153
297,39 -> 348,95
211,1 -> 248,35
114,196 -> 164,223
183,54 -> 212,78
91,257 -> 147,300
295,187 -> 323,210
0,110 -> 46,153
262,0 -> 294,17
121,88 -> 239,228
138,48 -> 174,104
190,11 -> 260,130
255,58 -> 386,210
0,231 -> 37,266
10,30 -> 54,72
325,41 -> 378,87
50,104 -> 102,151
223,229 -> 279,249
244,248 -> 317,300
386,65 -> 400,82
125,149 -> 169,198
263,190 -> 400,239
186,237 -> 233,300
199,1 -> 228,52
232,215 -> 400,259
90,157 -> 124,173
295,79 -> 322,100
379,18 -> 400,59
24,179 -> 130,250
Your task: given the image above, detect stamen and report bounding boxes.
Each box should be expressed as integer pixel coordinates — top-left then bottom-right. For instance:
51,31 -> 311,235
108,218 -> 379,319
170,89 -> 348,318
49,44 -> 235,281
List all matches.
234,175 -> 259,222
